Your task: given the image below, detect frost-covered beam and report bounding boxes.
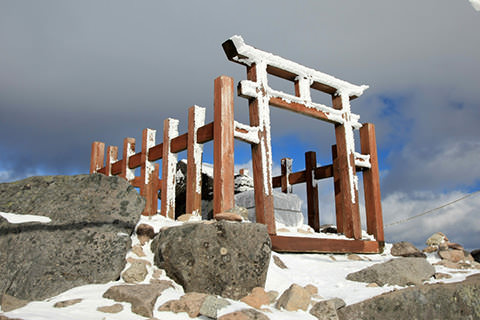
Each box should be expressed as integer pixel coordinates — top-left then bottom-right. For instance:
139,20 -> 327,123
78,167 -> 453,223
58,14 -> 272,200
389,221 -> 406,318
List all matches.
186,105 -> 206,216
223,35 -> 368,98
121,137 -> 136,181
234,121 -> 260,144
105,146 -> 118,176
141,128 -> 158,216
161,118 -> 179,219
354,152 -> 371,169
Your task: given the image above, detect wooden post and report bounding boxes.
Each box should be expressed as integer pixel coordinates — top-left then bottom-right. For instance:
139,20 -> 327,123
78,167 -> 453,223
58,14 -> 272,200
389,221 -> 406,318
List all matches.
305,151 -> 320,232
90,141 -> 105,174
246,63 -> 276,235
360,123 -> 384,242
332,94 -> 362,240
331,145 -> 344,234
161,118 -> 179,219
281,158 -> 293,193
105,146 -> 118,176
120,137 -> 136,181
141,128 -> 156,216
213,76 -> 235,215
186,105 -> 206,216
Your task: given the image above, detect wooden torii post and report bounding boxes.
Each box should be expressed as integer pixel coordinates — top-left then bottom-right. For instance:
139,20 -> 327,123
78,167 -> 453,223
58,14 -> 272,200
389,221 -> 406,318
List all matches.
223,36 -> 384,253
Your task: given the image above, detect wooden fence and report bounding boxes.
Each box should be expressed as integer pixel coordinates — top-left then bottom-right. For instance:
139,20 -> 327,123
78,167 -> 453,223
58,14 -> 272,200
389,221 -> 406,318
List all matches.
90,36 -> 385,254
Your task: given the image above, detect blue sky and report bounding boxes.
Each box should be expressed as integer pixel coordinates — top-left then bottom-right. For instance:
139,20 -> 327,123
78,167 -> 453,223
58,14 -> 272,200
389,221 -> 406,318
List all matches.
1,1 -> 479,250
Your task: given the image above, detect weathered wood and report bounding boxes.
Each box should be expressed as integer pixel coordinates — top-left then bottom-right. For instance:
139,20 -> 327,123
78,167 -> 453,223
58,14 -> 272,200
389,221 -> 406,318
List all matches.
281,158 -> 293,193
140,128 -> 156,216
246,64 -> 276,235
332,145 -> 344,234
161,118 -> 179,219
129,153 -> 142,169
332,95 -> 362,240
270,235 -> 381,254
305,151 -> 320,232
360,123 -> 384,242
144,163 -> 160,216
148,144 -> 163,162
186,105 -> 205,216
120,137 -> 136,180
105,146 -> 118,176
213,76 -> 235,215
197,122 -> 214,144
90,141 -> 105,174
273,164 -> 335,189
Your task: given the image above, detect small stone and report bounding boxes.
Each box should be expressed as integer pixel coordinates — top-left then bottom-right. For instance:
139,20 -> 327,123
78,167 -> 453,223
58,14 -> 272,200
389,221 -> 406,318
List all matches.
132,245 -> 146,257
219,308 -> 269,320
97,303 -> 124,313
137,223 -> 156,245
304,284 -> 318,295
53,298 -> 82,308
277,228 -> 290,233
275,284 -> 312,311
438,243 -> 449,251
273,255 -> 288,269
158,292 -> 208,318
1,294 -> 29,312
152,269 -> 163,279
227,206 -> 249,221
434,273 -> 452,280
199,295 -> 231,319
266,291 -> 279,304
103,282 -> 173,318
241,287 -> 271,309
122,261 -> 148,283
423,245 -> 438,253
347,254 -> 364,261
177,214 -> 194,222
329,255 -> 337,261
320,225 -> 338,234
391,241 -> 426,258
367,283 -> 379,288
426,232 -> 448,246
215,212 -> 243,222
126,257 -> 152,266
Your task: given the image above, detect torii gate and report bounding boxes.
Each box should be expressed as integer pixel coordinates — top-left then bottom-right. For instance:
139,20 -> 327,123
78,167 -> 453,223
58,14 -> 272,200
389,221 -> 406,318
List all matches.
223,36 -> 384,253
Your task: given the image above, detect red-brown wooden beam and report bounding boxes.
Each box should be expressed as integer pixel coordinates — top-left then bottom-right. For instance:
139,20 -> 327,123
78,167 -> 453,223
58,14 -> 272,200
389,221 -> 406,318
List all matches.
213,76 -> 235,215
305,151 -> 320,232
332,145 -> 344,234
186,105 -> 205,216
105,146 -> 118,176
332,95 -> 362,240
246,64 -> 276,235
360,123 -> 385,243
270,235 -> 381,254
90,141 -> 105,174
119,137 -> 135,179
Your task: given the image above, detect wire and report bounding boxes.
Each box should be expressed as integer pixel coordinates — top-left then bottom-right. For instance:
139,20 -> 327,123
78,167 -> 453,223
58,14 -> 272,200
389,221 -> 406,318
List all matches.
384,190 -> 480,228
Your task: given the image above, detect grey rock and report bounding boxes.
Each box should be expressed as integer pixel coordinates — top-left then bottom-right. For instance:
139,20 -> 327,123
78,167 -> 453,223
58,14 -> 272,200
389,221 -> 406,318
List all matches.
235,190 -> 304,227
103,281 -> 173,318
391,241 -> 426,258
346,257 -> 435,286
0,174 -> 144,301
310,299 -> 342,320
471,249 -> 480,263
158,292 -> 208,318
338,274 -> 480,320
273,255 -> 288,269
151,221 -> 271,300
199,295 -> 231,319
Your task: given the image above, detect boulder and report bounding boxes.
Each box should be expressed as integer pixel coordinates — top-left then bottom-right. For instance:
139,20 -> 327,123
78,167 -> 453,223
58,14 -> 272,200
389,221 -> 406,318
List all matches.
425,232 -> 448,246
338,274 -> 480,320
0,294 -> 28,312
471,249 -> 480,263
391,241 -> 426,258
103,281 -> 173,318
235,190 -> 304,228
346,257 -> 435,286
310,298 -> 345,320
0,174 -> 144,301
122,260 -> 148,283
438,249 -> 468,263
151,221 -> 271,300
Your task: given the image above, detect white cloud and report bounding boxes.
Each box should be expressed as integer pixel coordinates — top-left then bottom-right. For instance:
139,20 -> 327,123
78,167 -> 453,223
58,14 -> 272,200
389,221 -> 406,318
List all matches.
470,0 -> 480,11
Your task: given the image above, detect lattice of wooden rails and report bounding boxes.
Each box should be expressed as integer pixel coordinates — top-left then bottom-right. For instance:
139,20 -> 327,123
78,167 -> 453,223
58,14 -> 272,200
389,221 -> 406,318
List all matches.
90,36 -> 384,254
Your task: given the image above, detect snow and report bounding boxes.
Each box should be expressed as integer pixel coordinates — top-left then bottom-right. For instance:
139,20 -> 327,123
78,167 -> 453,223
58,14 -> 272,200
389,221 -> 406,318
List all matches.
192,106 -> 206,195
3,215 -> 479,319
470,0 -> 480,11
0,211 -> 51,224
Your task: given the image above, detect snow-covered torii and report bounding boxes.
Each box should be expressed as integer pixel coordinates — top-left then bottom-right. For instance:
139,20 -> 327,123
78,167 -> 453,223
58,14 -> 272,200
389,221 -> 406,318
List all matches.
223,36 -> 378,242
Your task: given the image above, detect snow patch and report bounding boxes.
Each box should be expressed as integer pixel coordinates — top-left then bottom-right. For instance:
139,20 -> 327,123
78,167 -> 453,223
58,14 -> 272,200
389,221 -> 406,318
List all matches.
0,211 -> 51,224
